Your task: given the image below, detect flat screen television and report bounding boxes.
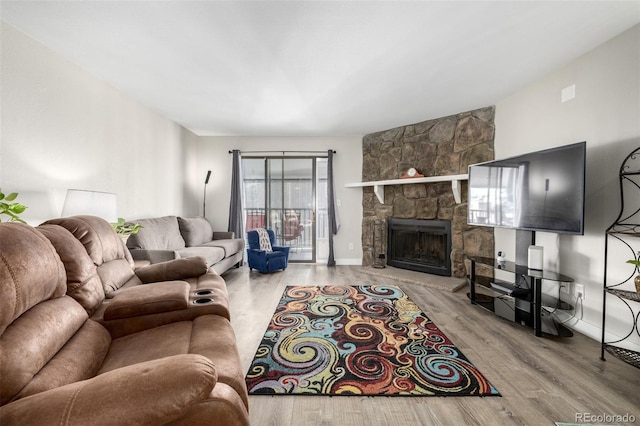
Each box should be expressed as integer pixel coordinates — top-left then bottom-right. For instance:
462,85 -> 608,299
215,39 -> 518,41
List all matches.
467,141 -> 586,235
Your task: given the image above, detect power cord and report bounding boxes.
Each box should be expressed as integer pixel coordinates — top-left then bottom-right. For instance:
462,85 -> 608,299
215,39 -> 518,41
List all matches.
542,294 -> 582,324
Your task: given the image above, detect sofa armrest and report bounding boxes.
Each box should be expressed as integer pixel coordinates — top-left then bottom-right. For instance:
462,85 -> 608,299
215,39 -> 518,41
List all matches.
213,231 -> 234,239
0,354 -> 217,426
103,281 -> 190,320
128,248 -> 178,264
135,256 -> 209,283
133,259 -> 151,270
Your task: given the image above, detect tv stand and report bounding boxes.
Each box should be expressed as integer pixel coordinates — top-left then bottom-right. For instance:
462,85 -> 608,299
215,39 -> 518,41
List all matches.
467,256 -> 574,337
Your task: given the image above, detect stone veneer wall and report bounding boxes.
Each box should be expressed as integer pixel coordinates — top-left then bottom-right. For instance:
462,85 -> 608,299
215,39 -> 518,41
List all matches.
361,106 -> 496,278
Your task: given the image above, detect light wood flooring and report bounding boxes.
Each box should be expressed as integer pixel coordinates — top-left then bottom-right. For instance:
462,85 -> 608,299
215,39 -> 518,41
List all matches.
222,264 -> 640,426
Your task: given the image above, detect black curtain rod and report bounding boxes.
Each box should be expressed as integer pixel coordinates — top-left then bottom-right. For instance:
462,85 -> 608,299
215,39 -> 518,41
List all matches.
229,150 -> 336,154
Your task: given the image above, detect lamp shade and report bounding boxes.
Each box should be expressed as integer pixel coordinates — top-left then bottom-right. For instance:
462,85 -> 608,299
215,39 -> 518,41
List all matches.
61,189 -> 117,222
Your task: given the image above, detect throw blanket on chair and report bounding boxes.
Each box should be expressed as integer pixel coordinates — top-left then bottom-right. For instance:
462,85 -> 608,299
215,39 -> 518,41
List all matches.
256,228 -> 273,252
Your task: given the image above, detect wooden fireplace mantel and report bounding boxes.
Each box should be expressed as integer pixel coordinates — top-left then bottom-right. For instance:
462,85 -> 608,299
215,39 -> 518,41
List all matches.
345,174 -> 468,204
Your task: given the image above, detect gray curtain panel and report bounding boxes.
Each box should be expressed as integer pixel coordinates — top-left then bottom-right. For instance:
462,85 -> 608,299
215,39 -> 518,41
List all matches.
228,149 -> 244,240
327,150 -> 340,266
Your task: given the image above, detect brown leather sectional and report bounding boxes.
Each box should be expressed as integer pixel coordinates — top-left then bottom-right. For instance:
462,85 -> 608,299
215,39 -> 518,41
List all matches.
0,216 -> 249,425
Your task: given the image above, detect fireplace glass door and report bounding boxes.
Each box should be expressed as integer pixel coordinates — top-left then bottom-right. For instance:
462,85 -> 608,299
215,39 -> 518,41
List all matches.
387,218 -> 452,276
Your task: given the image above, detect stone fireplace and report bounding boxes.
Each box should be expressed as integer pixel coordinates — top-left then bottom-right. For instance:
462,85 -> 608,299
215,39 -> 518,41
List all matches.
361,106 -> 496,278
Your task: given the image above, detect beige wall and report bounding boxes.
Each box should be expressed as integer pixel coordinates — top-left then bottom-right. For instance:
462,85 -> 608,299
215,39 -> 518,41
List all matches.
193,136 -> 364,264
0,22 -> 196,224
494,24 -> 640,347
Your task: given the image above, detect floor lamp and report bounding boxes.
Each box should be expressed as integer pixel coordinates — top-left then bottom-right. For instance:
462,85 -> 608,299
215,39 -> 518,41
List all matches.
203,170 -> 211,217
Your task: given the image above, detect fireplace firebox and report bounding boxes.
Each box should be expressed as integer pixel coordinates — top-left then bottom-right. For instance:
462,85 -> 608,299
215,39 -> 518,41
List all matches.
387,218 -> 452,276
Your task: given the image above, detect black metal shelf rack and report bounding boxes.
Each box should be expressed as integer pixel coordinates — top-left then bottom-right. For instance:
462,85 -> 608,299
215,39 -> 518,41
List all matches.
601,146 -> 640,369
467,257 -> 574,337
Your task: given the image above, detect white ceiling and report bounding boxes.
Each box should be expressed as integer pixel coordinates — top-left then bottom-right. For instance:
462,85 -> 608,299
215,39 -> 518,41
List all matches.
1,1 -> 639,137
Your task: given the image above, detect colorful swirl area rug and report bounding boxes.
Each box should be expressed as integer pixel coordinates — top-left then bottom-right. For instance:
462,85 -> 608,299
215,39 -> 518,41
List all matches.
245,285 -> 500,397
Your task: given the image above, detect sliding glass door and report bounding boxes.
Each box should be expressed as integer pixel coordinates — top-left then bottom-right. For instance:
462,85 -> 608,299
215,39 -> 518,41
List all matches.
243,156 -> 328,263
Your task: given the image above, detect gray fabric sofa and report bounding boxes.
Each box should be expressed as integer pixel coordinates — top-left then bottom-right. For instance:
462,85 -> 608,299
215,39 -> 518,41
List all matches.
126,216 -> 244,275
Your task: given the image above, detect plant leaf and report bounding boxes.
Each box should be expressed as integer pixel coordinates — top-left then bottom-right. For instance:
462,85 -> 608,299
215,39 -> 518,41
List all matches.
9,204 -> 27,214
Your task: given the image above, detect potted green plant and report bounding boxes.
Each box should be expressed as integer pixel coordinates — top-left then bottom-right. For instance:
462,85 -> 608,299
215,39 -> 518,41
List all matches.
0,190 -> 27,223
625,257 -> 640,294
111,217 -> 142,241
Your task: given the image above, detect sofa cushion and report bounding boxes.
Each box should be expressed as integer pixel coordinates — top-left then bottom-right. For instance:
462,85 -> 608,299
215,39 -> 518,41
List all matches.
127,216 -> 186,251
0,296 -> 101,404
0,223 -> 67,336
99,259 -> 143,298
11,319 -> 111,401
37,224 -> 105,315
201,239 -> 245,257
103,282 -> 190,321
44,216 -> 134,268
177,247 -> 225,267
178,217 -> 214,247
43,216 -> 141,299
1,355 -> 220,426
99,315 -> 248,410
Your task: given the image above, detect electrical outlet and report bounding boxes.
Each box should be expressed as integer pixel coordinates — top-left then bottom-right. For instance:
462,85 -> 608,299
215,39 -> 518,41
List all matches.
575,284 -> 585,300
348,243 -> 354,251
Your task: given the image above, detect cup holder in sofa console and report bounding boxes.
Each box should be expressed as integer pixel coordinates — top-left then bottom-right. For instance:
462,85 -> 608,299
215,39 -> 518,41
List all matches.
194,289 -> 214,296
193,298 -> 214,305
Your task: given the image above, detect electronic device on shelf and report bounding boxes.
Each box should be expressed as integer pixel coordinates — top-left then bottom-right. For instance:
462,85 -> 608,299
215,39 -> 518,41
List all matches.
467,141 -> 586,235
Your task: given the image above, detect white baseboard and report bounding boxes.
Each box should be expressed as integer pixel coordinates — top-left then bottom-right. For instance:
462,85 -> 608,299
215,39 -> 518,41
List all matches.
335,258 -> 362,265
314,258 -> 361,266
554,311 -> 640,353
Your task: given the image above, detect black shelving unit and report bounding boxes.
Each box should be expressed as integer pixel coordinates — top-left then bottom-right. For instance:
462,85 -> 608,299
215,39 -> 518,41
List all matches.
601,147 -> 640,369
467,256 -> 574,337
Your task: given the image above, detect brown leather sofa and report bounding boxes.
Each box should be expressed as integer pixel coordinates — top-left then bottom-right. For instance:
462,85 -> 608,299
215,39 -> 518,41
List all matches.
43,215 -> 231,298
0,221 -> 249,425
39,216 -> 234,337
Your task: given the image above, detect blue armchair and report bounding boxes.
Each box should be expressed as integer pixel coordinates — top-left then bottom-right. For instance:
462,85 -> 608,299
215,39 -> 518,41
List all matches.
247,229 -> 290,273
